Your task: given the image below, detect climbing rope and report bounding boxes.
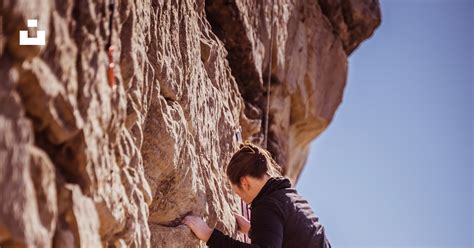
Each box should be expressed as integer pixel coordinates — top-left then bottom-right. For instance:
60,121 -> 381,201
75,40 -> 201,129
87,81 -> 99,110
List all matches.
235,127 -> 249,243
263,0 -> 274,150
237,1 -> 275,244
244,199 -> 251,241
241,200 -> 249,243
106,0 -> 116,88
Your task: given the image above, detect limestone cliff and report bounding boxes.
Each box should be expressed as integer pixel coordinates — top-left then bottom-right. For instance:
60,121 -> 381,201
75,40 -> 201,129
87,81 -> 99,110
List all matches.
0,0 -> 380,247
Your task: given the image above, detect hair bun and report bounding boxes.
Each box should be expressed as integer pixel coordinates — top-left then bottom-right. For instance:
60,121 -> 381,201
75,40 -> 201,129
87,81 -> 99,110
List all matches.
226,141 -> 282,186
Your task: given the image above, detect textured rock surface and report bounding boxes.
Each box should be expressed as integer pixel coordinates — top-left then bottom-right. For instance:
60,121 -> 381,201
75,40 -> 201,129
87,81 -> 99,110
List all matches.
0,0 -> 380,247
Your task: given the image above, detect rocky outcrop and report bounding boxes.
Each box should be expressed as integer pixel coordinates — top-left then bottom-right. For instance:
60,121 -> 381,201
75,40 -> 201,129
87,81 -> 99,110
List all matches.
205,0 -> 381,181
0,0 -> 380,247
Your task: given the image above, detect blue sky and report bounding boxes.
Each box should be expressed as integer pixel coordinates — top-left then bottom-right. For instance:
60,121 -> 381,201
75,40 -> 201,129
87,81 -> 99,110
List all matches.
297,0 -> 473,247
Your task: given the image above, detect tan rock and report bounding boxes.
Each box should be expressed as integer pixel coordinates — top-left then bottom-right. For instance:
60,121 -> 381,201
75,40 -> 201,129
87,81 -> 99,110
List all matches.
0,65 -> 57,247
54,184 -> 101,248
205,0 -> 380,182
0,0 -> 380,247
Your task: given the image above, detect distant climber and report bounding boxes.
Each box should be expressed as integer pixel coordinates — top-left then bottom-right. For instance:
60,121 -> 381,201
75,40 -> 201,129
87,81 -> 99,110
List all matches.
182,141 -> 331,247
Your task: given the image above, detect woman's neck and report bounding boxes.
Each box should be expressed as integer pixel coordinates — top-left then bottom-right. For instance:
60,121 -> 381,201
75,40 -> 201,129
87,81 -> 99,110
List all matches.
249,175 -> 271,203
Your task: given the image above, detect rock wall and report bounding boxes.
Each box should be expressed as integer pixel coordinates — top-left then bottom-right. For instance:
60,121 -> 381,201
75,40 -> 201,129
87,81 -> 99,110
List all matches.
0,0 -> 380,247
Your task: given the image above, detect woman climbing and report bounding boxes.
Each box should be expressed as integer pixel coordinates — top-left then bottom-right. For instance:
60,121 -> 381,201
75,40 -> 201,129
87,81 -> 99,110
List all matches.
182,141 -> 331,247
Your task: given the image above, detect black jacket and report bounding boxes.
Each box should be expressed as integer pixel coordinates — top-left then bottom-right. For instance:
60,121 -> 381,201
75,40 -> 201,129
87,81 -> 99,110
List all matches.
206,177 -> 331,248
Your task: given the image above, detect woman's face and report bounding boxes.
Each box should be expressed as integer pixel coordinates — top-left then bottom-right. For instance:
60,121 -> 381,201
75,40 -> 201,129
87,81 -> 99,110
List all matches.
231,183 -> 250,204
231,176 -> 257,204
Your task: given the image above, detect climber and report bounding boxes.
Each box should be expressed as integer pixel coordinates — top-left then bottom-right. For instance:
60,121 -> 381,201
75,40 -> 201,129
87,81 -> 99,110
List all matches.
181,141 -> 332,248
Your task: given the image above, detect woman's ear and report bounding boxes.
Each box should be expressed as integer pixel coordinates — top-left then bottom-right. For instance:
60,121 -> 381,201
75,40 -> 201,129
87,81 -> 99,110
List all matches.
241,176 -> 250,191
239,177 -> 245,189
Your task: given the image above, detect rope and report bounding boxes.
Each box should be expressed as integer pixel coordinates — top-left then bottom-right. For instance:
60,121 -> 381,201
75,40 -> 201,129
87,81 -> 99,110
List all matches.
235,127 -> 249,243
239,0 -> 275,244
106,0 -> 116,88
241,200 -> 248,243
263,0 -> 274,150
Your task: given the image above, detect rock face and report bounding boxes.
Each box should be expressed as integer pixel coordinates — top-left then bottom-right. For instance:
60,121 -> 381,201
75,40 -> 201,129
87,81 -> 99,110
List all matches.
0,0 -> 380,247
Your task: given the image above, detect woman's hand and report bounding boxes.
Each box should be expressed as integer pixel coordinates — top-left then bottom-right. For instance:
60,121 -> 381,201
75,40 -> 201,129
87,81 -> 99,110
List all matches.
234,212 -> 251,234
182,215 -> 213,242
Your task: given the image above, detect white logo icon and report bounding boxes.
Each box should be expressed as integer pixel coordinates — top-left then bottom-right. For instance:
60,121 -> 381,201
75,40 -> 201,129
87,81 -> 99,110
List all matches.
19,19 -> 45,46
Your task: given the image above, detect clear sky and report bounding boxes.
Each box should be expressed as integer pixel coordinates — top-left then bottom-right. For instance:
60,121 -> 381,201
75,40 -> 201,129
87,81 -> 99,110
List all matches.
297,0 -> 473,247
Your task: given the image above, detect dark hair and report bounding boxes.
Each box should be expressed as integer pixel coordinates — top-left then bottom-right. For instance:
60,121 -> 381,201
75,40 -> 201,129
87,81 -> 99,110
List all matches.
226,141 -> 282,187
